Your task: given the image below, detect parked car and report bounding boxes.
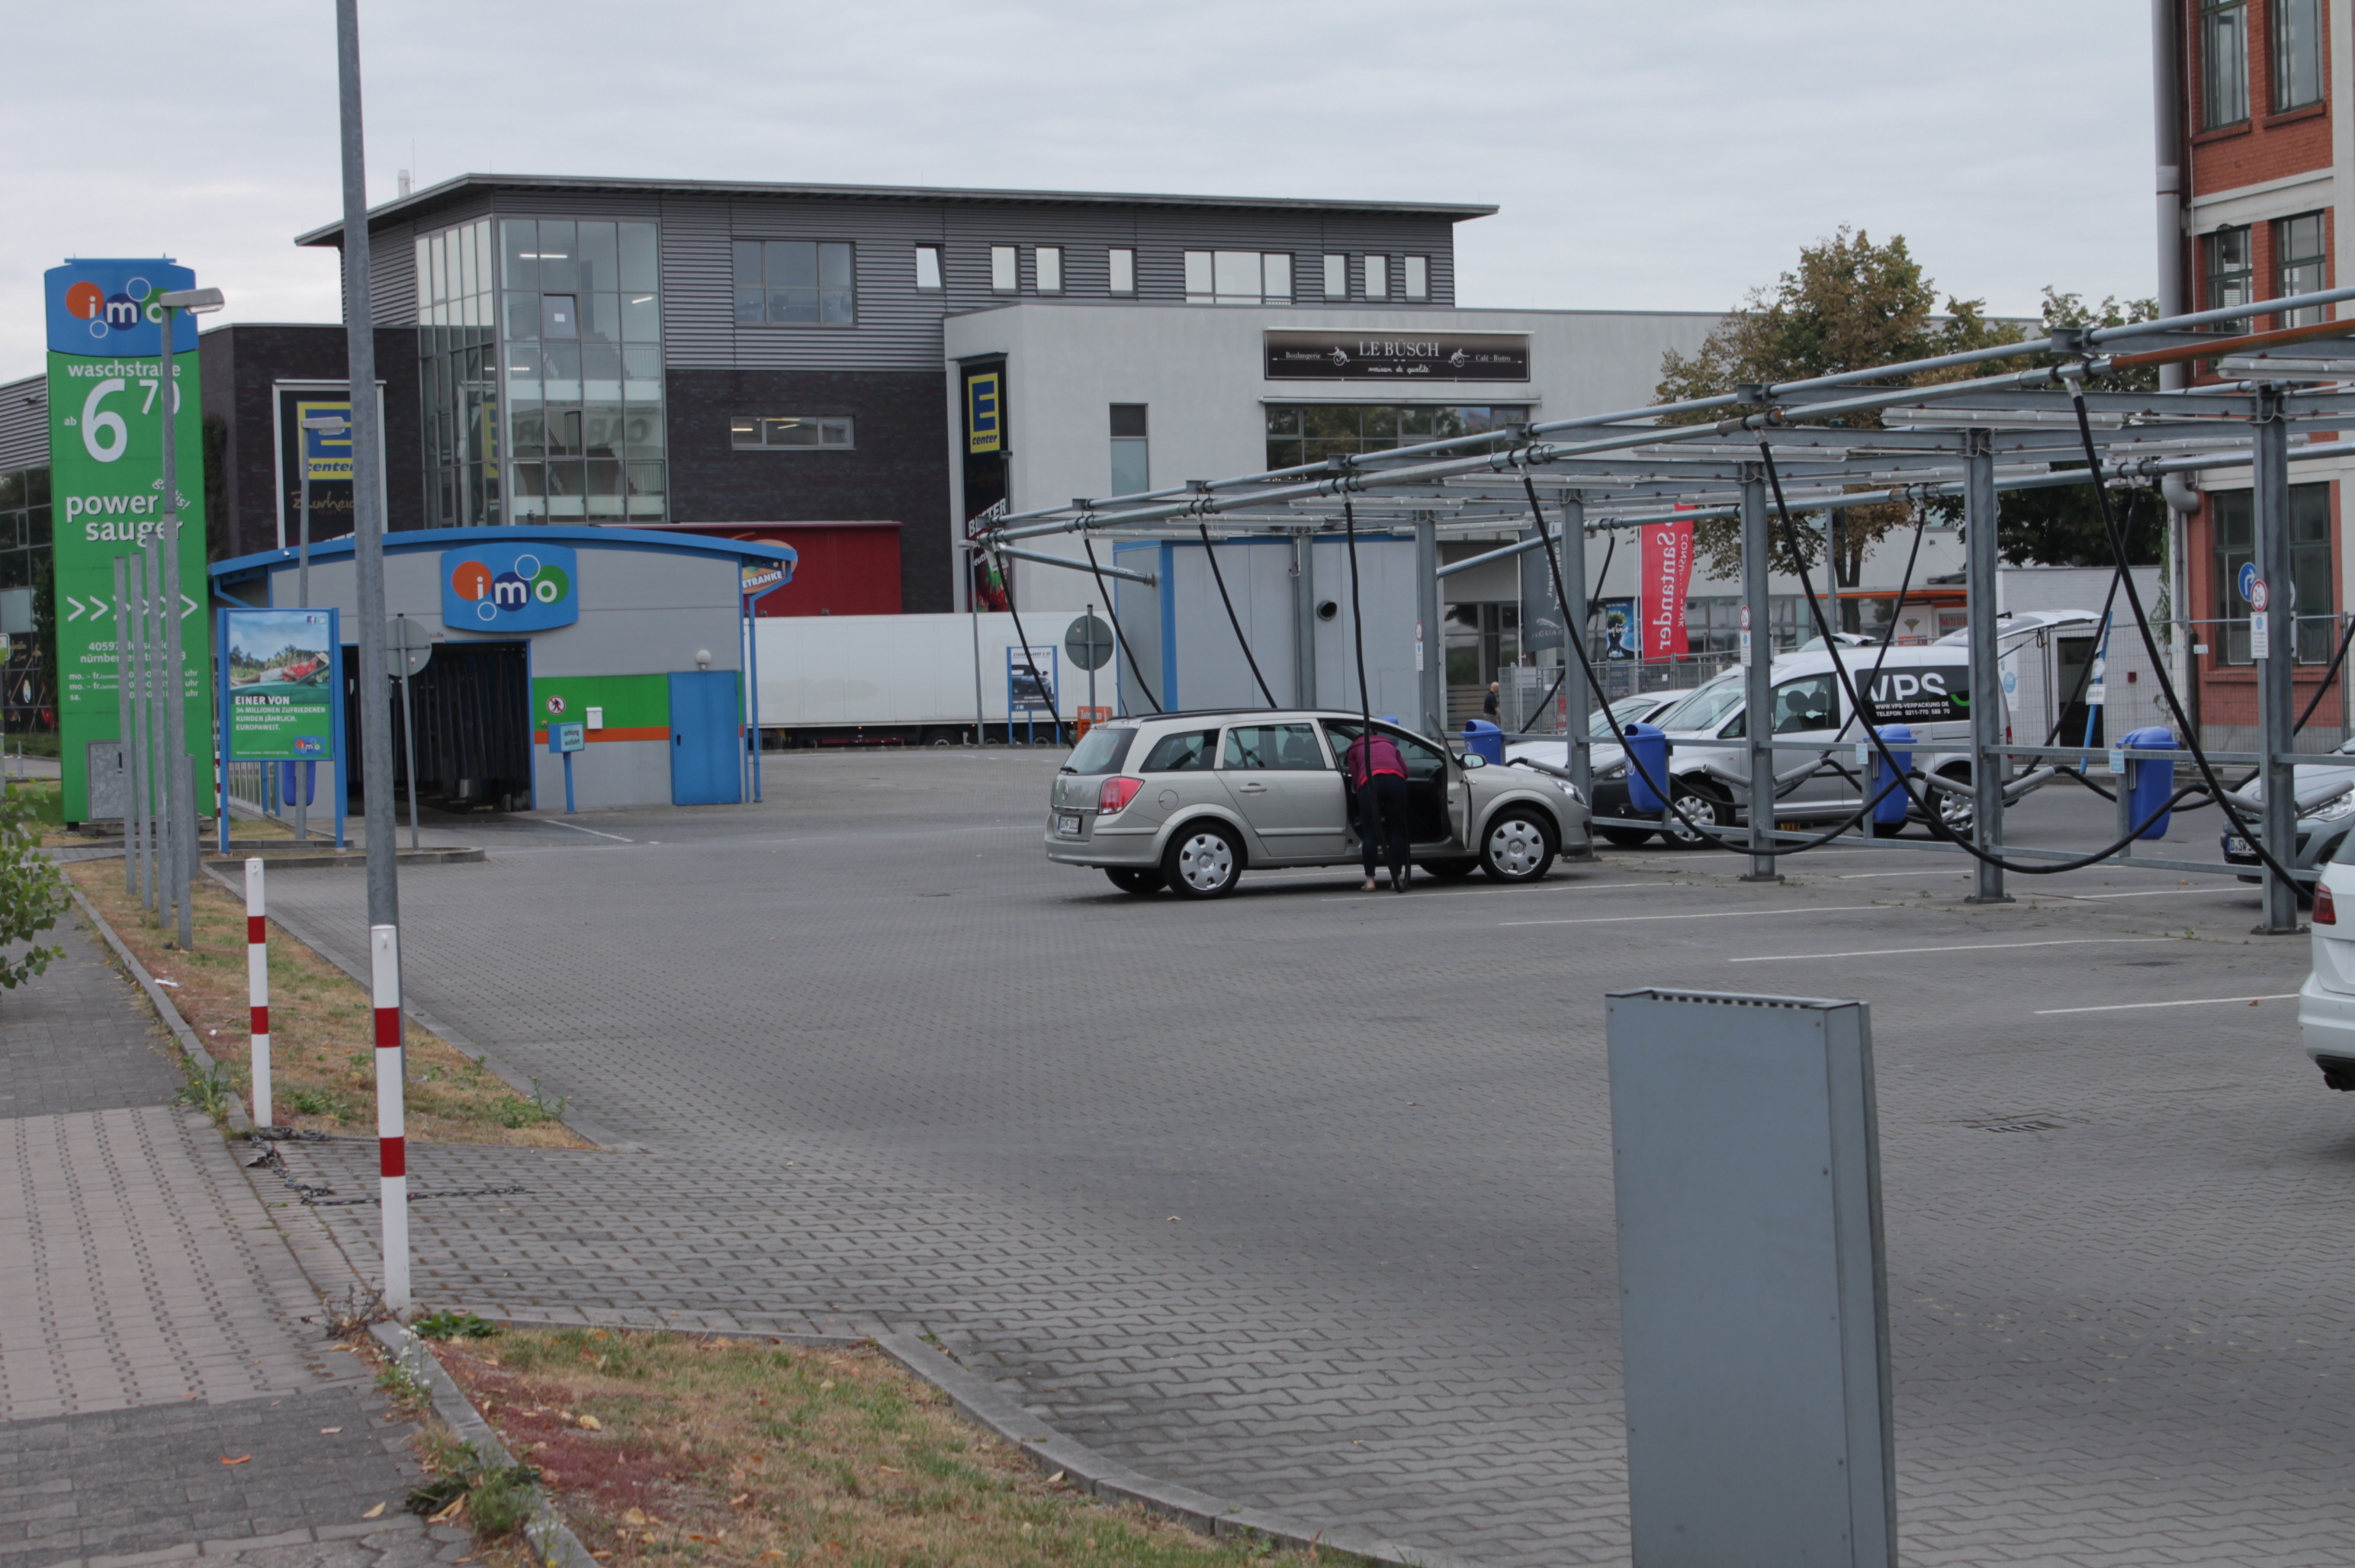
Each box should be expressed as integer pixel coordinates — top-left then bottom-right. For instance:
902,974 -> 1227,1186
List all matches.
2220,741 -> 2355,892
2298,834 -> 2355,1088
1045,708 -> 1591,898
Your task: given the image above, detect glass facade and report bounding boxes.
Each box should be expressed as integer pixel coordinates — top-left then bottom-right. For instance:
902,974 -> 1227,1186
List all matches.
2212,484 -> 2334,664
498,217 -> 667,522
0,464 -> 51,593
1264,404 -> 1528,470
416,218 -> 499,526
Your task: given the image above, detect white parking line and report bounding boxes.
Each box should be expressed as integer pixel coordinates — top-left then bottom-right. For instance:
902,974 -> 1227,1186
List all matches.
1836,869 -> 1971,879
2035,992 -> 2299,1015
1501,904 -> 1879,928
2044,885 -> 2243,901
1318,879 -> 1669,902
1731,937 -> 2174,964
540,818 -> 635,843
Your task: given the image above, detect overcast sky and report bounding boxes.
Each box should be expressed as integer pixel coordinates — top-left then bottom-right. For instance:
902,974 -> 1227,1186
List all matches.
0,1 -> 2154,374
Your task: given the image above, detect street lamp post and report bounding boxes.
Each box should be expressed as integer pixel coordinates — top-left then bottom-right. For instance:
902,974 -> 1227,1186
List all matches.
153,288 -> 222,949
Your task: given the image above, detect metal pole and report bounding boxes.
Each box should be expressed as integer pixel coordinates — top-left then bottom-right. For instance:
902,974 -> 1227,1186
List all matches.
114,556 -> 133,895
1292,530 -> 1316,708
370,923 -> 409,1313
1965,429 -> 2011,904
2152,0 -> 2188,395
338,0 -> 398,936
1415,512 -> 1442,737
297,454 -> 312,609
969,587 -> 985,744
158,307 -> 191,948
138,541 -> 160,914
1737,466 -> 1779,882
2254,385 -> 2302,933
246,859 -> 271,1131
399,661 -> 419,850
1564,496 -> 1595,837
1085,602 -> 1098,721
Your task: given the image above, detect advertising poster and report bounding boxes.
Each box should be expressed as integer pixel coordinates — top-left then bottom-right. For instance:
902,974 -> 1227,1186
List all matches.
275,387 -> 355,549
221,609 -> 338,761
46,259 -> 214,821
1640,516 -> 1695,660
1598,597 -> 1639,660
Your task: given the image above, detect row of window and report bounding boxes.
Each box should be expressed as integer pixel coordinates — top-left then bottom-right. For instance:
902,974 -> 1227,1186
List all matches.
2200,0 -> 2324,129
2202,210 -> 2328,324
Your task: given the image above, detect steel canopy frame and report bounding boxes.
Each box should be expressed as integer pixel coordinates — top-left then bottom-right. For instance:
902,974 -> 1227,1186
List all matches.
972,285 -> 2355,924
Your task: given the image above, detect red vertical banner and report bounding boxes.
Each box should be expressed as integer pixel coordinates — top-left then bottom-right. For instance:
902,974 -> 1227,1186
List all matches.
1641,516 -> 1695,659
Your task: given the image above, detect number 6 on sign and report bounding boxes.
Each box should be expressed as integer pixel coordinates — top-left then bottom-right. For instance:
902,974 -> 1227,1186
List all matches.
80,379 -> 127,462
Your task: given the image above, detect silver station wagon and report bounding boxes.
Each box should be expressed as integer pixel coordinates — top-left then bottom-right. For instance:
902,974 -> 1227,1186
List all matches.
1045,708 -> 1592,898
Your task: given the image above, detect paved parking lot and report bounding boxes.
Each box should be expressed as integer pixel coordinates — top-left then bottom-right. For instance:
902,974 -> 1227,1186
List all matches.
263,748 -> 2353,1566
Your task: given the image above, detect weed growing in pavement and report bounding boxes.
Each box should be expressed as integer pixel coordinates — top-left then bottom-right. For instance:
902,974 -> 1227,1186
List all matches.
175,1061 -> 234,1119
410,1434 -> 541,1538
428,1326 -> 1313,1566
322,1286 -> 384,1339
414,1311 -> 504,1342
374,1358 -> 430,1412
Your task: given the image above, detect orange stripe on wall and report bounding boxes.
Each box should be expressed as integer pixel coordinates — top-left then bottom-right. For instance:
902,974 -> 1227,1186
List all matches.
532,727 -> 671,744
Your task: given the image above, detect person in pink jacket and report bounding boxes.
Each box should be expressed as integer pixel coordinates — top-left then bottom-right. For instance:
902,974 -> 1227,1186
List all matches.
1344,730 -> 1412,892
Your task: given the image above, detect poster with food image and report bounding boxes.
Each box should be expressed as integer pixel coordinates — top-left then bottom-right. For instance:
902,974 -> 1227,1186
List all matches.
221,608 -> 339,760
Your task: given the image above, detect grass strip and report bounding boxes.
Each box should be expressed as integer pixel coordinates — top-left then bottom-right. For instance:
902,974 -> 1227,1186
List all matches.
66,860 -> 586,1147
432,1326 -> 1325,1566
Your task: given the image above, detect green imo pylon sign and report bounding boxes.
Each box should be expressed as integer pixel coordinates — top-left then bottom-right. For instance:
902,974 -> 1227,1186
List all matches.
45,260 -> 214,823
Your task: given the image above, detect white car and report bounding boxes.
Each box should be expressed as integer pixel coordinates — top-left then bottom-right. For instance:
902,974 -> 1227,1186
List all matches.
2299,847 -> 2355,1088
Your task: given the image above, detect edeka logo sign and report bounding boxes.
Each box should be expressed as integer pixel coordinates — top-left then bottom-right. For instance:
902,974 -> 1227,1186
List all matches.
45,259 -> 211,823
442,542 -> 579,632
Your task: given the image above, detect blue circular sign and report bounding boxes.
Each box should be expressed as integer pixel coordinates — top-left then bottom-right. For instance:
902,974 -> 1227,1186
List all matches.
2239,561 -> 2261,605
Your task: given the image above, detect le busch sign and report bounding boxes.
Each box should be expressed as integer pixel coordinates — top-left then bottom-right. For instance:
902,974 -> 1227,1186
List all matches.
1264,331 -> 1530,382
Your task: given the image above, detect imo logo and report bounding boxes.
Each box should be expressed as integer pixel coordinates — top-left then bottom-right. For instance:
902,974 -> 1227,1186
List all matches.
440,542 -> 579,633
63,277 -> 153,339
46,261 -> 191,356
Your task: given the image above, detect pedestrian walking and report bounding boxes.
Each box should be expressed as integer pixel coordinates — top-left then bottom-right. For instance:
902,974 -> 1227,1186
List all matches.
1345,728 -> 1412,892
1483,680 -> 1500,721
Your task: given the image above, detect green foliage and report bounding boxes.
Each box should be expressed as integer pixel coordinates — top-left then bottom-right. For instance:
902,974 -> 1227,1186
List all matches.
0,789 -> 69,989
176,1060 -> 233,1119
1656,227 -> 2028,580
413,1310 -> 503,1341
285,1084 -> 361,1120
406,1438 -> 541,1537
1994,290 -> 2166,568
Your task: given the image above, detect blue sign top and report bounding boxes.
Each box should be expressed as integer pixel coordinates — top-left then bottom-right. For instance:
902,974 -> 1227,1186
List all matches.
2238,561 -> 2261,605
442,541 -> 580,633
45,260 -> 198,357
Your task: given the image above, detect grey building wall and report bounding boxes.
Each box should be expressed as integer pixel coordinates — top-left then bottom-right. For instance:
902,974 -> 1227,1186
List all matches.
0,374 -> 43,472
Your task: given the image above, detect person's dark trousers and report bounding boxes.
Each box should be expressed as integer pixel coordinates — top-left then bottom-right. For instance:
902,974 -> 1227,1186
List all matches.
1357,774 -> 1411,883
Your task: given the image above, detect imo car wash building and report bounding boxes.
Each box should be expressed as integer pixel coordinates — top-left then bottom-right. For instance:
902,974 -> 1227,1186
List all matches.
209,525 -> 793,811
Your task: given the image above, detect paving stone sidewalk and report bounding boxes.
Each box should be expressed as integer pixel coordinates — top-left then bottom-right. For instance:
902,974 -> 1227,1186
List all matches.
0,912 -> 467,1567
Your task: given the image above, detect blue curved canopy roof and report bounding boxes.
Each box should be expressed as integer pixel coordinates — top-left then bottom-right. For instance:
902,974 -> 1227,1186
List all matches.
210,525 -> 795,592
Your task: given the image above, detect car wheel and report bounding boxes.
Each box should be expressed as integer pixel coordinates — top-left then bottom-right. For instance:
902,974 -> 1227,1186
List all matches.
1480,808 -> 1559,882
1161,822 -> 1244,899
1425,858 -> 1480,880
1930,768 -> 1973,837
1105,867 -> 1165,895
1659,783 -> 1729,850
1598,824 -> 1657,848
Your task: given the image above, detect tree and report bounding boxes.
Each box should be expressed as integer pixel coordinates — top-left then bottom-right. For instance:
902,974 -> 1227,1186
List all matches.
1656,227 -> 2026,582
0,787 -> 66,990
1995,290 -> 2164,568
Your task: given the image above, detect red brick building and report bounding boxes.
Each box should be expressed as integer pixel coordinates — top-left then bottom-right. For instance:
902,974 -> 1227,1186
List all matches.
2162,0 -> 2351,743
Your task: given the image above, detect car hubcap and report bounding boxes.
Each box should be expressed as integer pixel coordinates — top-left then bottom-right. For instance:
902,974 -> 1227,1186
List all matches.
1489,818 -> 1546,876
1177,833 -> 1232,890
1669,797 -> 1716,842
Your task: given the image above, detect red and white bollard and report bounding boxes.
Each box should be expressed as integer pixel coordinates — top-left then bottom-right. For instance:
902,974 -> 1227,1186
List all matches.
371,923 -> 410,1313
245,859 -> 271,1130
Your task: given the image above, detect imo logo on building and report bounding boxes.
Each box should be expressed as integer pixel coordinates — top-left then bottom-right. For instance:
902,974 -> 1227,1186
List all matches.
441,542 -> 579,632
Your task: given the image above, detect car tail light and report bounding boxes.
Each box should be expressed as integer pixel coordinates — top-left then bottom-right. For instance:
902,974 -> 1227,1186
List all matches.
2318,882 -> 2337,925
1099,776 -> 1144,815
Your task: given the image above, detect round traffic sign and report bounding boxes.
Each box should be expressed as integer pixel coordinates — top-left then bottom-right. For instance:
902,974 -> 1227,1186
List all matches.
2240,562 -> 2263,607
2249,577 -> 2270,612
1065,613 -> 1116,672
547,694 -> 567,715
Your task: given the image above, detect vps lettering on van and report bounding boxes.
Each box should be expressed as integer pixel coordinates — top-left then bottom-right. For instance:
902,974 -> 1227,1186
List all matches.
1859,667 -> 1969,725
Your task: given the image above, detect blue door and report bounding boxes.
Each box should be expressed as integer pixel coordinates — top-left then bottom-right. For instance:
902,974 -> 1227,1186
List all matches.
668,670 -> 742,805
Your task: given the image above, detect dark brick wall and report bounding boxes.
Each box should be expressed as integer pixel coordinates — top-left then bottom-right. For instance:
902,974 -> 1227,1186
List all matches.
198,323 -> 423,563
665,368 -> 951,613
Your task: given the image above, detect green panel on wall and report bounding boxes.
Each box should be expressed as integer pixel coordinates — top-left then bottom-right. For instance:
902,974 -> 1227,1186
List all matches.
530,673 -> 670,732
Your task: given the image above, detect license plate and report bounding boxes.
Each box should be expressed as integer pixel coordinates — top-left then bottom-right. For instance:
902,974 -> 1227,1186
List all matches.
1056,813 -> 1082,837
2225,835 -> 2252,856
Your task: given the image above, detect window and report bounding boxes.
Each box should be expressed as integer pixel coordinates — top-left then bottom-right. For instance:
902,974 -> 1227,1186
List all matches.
1108,248 -> 1136,294
2276,212 -> 2328,324
915,245 -> 943,291
1109,404 -> 1149,496
1035,246 -> 1062,294
1264,404 -> 1530,469
1221,724 -> 1327,770
1364,255 -> 1389,300
731,416 -> 854,450
2275,0 -> 2323,110
2205,225 -> 2254,314
1323,254 -> 1348,300
2202,0 -> 2250,127
990,246 -> 1018,292
1183,251 -> 1293,304
731,239 -> 854,325
2212,484 -> 2334,664
1138,728 -> 1220,773
1769,675 -> 1838,734
1403,256 -> 1429,300
541,294 -> 577,339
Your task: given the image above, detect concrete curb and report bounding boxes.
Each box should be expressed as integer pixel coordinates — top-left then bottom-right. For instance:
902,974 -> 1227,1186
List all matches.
870,1332 -> 1477,1568
372,1320 -> 597,1568
196,862 -> 636,1152
69,885 -> 253,1135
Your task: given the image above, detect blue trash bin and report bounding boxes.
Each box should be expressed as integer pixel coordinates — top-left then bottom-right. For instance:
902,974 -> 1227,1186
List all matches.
1871,725 -> 1914,829
275,760 -> 317,807
1624,722 -> 1672,813
2121,725 -> 2176,840
1461,718 -> 1504,766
